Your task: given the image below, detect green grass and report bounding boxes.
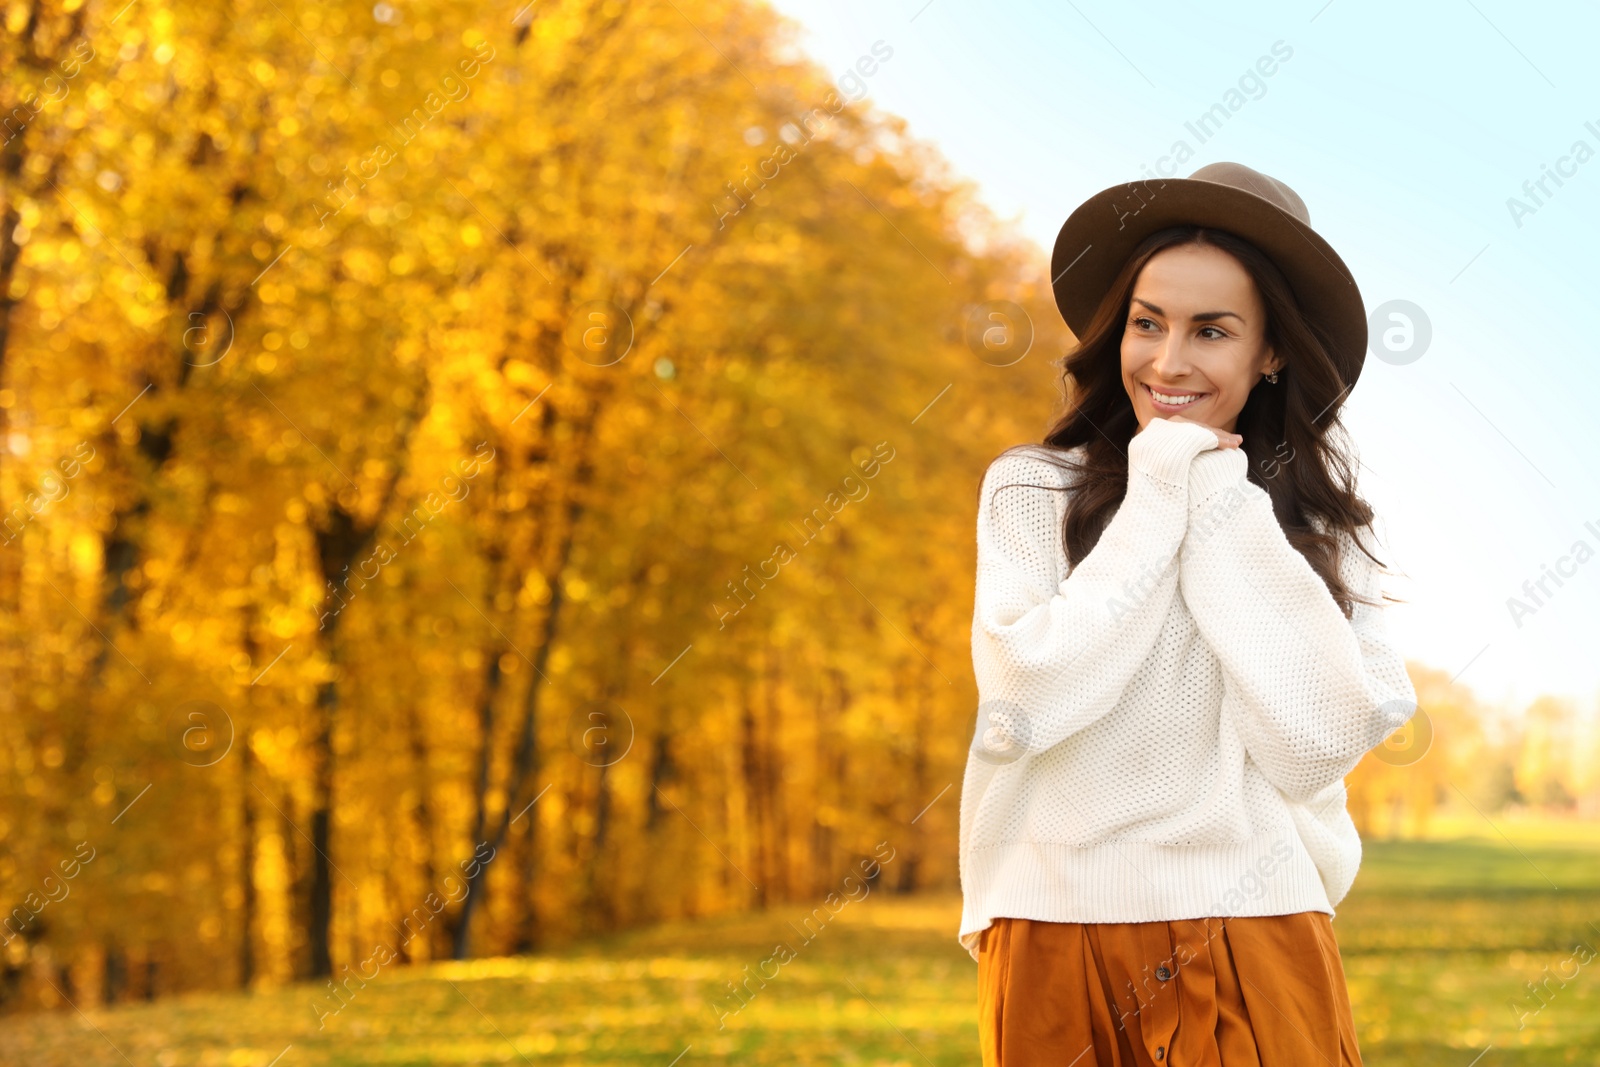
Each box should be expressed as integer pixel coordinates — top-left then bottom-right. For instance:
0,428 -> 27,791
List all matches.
5,815 -> 1600,1065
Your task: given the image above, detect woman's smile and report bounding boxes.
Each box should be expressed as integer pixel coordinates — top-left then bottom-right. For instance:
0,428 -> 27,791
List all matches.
1142,381 -> 1210,413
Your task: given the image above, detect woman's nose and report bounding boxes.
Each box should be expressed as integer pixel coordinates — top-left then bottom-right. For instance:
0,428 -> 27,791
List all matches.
1150,338 -> 1192,378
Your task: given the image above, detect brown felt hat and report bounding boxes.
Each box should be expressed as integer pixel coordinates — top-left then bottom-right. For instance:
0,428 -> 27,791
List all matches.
1049,161 -> 1367,395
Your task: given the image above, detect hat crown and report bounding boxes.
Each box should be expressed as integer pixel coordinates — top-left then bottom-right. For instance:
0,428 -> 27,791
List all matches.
1186,161 -> 1310,227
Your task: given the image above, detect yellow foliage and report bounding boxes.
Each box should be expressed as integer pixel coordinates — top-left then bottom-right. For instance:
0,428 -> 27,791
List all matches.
0,0 -> 1081,1015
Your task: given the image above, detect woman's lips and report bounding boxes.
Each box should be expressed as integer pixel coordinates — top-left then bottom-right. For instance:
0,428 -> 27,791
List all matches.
1144,382 -> 1208,413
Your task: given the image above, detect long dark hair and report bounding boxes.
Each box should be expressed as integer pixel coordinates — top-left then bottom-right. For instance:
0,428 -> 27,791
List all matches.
999,225 -> 1392,617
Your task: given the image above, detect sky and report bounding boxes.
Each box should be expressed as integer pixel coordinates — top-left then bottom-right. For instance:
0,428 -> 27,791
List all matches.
761,0 -> 1600,716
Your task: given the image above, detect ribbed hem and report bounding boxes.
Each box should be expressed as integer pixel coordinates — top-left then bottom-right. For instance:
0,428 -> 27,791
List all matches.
957,828 -> 1336,955
1129,418 -> 1221,487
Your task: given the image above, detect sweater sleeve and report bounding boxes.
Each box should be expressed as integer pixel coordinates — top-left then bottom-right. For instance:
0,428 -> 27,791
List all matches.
971,417 -> 1222,765
1177,447 -> 1418,803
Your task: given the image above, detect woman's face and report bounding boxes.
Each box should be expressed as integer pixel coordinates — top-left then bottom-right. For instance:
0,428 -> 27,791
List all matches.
1120,242 -> 1280,434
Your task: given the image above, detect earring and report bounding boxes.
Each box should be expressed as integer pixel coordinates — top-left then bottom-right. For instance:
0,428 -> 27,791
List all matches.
1266,371 -> 1279,384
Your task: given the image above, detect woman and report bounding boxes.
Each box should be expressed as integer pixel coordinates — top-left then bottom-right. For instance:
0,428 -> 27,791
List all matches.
958,162 -> 1418,1065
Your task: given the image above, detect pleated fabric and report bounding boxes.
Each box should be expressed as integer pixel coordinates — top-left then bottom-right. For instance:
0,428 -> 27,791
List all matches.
976,911 -> 1362,1066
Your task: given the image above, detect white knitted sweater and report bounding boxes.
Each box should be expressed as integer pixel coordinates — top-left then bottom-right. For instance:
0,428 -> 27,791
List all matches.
957,416 -> 1416,962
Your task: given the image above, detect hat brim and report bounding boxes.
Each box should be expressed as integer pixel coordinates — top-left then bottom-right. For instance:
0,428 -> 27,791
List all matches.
1050,178 -> 1366,394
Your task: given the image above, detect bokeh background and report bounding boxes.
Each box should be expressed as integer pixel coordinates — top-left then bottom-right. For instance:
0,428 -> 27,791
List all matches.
1,0 -> 1598,1063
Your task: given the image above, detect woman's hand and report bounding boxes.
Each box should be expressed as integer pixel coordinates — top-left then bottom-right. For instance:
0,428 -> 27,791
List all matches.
1161,414 -> 1242,449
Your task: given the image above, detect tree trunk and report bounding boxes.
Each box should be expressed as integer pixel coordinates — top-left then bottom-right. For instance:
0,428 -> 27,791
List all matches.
449,401 -> 604,957
401,700 -> 437,962
303,391 -> 424,976
763,646 -> 786,902
239,736 -> 256,986
451,651 -> 505,959
307,674 -> 338,978
740,668 -> 766,908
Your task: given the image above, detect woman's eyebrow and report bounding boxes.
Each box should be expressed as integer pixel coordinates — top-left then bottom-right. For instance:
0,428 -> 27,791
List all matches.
1131,297 -> 1244,323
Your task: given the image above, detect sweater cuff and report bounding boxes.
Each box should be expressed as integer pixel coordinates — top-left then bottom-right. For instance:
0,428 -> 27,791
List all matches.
1187,445 -> 1250,508
1128,418 -> 1220,487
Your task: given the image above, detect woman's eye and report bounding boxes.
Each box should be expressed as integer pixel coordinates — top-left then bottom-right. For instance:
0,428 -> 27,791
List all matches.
1200,326 -> 1226,340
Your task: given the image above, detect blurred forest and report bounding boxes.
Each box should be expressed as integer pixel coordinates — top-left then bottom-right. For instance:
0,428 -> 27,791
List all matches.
0,0 -> 1595,1018
0,0 -> 1064,1012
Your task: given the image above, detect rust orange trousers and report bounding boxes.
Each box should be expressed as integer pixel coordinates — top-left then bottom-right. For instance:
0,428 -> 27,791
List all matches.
976,912 -> 1362,1066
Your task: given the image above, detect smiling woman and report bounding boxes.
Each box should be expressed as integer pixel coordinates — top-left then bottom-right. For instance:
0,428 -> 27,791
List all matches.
961,162 -> 1417,1065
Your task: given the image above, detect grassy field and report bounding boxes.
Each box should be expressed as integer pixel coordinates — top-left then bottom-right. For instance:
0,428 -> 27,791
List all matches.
3,812 -> 1599,1066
